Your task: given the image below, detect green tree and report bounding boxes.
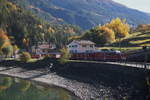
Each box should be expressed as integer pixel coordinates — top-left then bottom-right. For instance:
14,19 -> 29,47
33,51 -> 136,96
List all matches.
82,29 -> 105,45
1,45 -> 13,58
82,26 -> 115,45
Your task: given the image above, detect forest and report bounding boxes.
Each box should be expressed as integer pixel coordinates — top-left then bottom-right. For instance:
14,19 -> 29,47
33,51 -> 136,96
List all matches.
0,0 -> 81,54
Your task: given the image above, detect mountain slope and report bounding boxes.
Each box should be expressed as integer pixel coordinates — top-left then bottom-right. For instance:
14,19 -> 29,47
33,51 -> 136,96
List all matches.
9,0 -> 150,29
0,0 -> 81,48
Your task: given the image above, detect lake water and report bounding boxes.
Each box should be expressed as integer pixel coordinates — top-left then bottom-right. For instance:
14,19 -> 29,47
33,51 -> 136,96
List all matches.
0,76 -> 80,100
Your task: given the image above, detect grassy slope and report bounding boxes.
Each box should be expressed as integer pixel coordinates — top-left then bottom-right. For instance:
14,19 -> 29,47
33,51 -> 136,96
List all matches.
100,31 -> 150,52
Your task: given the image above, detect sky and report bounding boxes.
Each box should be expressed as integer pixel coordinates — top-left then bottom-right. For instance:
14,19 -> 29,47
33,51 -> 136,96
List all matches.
113,0 -> 150,13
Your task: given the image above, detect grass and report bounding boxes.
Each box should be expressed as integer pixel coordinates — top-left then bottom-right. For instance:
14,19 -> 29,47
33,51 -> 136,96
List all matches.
2,58 -> 15,60
28,58 -> 37,63
99,47 -> 141,52
140,43 -> 150,47
129,39 -> 150,45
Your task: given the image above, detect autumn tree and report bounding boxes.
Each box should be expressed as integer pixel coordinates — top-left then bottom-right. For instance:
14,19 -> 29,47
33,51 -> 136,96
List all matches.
105,18 -> 129,38
23,38 -> 29,51
0,29 -> 13,57
97,26 -> 115,43
0,29 -> 10,49
82,26 -> 115,45
136,24 -> 150,32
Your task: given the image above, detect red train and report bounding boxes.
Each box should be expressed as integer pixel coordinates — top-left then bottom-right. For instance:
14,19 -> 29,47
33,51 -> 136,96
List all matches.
31,50 -> 126,62
70,51 -> 126,61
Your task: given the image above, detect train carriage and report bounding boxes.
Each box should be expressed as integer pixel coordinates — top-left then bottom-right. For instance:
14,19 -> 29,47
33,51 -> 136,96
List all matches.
71,51 -> 126,61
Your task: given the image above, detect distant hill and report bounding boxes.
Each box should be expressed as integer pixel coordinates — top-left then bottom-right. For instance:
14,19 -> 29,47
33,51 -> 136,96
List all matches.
147,13 -> 150,16
8,0 -> 150,29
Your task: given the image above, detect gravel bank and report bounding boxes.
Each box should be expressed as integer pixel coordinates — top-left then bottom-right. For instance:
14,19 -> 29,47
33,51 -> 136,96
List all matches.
0,66 -> 114,100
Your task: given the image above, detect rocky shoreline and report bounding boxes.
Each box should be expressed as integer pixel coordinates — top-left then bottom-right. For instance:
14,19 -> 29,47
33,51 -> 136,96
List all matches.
0,59 -> 149,100
0,66 -> 113,100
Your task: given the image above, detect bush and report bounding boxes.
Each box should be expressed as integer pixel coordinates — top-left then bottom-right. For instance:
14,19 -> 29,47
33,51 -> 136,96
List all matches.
59,48 -> 71,64
20,52 -> 31,62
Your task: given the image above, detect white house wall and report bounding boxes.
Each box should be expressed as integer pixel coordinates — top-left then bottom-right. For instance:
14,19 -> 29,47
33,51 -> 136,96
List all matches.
78,45 -> 96,53
67,41 -> 96,53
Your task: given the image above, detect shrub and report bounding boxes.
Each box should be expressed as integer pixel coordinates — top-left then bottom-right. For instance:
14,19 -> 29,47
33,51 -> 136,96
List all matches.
20,52 -> 31,62
1,45 -> 13,57
59,48 -> 71,64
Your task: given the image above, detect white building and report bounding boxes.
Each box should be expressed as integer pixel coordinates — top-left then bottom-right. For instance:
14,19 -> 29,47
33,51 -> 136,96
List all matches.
67,40 -> 96,53
31,42 -> 56,55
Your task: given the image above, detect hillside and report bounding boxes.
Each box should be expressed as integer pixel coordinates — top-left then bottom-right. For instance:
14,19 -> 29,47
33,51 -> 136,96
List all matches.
118,32 -> 150,47
8,0 -> 150,29
0,0 -> 81,49
100,31 -> 150,52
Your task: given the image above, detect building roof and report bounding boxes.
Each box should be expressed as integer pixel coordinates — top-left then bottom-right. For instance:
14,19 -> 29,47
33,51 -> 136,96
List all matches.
72,40 -> 95,45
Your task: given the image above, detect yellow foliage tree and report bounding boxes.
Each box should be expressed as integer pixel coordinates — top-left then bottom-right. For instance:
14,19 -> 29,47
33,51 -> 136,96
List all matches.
0,29 -> 11,54
23,38 -> 29,48
105,18 -> 129,38
99,26 -> 115,43
7,2 -> 17,11
48,27 -> 55,33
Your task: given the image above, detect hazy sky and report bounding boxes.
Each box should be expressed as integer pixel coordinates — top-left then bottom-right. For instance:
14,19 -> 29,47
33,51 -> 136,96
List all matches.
113,0 -> 150,13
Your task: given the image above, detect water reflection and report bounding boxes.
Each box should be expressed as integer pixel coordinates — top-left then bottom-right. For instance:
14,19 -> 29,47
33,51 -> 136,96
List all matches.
0,76 -> 79,100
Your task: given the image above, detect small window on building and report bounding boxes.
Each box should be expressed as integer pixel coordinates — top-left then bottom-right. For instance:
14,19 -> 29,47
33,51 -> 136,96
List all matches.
71,45 -> 78,48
